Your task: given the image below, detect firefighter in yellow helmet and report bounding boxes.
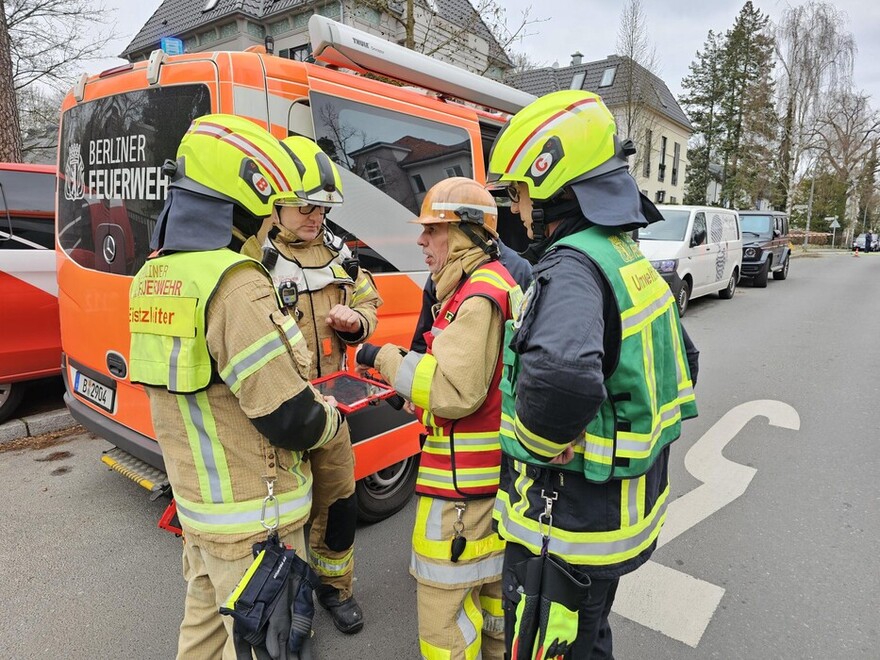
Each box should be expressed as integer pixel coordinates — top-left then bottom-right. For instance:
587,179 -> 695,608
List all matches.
242,135 -> 382,634
129,114 -> 342,659
486,90 -> 698,658
354,177 -> 522,659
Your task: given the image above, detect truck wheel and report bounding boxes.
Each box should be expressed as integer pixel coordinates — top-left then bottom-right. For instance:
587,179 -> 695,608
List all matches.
773,255 -> 789,280
719,270 -> 737,299
676,279 -> 691,317
753,262 -> 769,288
356,454 -> 419,523
0,381 -> 25,424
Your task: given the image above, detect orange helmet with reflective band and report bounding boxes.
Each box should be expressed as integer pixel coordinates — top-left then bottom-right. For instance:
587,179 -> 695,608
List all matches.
411,177 -> 498,236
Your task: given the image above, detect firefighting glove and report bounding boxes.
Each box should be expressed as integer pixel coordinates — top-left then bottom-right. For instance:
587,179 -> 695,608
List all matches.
355,342 -> 380,368
261,548 -> 319,659
509,553 -> 590,660
220,535 -> 318,660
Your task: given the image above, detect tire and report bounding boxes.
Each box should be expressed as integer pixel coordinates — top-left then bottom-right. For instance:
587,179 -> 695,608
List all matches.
718,269 -> 737,299
0,381 -> 26,424
356,453 -> 419,523
773,255 -> 789,280
676,279 -> 691,317
753,261 -> 769,288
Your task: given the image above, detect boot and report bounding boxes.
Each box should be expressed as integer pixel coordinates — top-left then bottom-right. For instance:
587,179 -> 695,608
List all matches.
315,584 -> 364,634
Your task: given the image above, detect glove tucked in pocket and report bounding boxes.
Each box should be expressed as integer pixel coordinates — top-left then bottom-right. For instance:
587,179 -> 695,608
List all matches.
221,534 -> 319,660
509,553 -> 591,660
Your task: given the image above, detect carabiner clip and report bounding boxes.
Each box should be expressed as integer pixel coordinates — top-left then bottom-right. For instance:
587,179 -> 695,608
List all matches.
260,479 -> 280,531
537,488 -> 558,553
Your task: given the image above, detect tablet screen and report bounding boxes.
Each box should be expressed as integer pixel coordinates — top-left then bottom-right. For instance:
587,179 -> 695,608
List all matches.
313,372 -> 394,411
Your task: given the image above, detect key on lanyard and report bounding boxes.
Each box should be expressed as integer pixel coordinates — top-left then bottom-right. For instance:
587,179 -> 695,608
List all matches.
450,502 -> 467,563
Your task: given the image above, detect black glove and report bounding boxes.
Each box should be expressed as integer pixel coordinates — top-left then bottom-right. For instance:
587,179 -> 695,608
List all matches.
221,536 -> 319,660
356,342 -> 381,368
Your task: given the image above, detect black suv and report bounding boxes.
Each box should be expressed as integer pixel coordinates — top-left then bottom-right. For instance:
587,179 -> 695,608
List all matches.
738,210 -> 791,287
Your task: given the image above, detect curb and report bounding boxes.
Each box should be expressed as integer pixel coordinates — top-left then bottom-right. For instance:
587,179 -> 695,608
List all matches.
0,408 -> 77,445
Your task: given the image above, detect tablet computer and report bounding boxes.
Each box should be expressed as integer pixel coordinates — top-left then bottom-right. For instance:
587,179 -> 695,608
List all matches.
311,371 -> 397,415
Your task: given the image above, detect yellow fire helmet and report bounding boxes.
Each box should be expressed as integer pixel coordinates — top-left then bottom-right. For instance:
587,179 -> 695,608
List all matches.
412,176 -> 498,236
170,114 -> 300,218
487,90 -> 629,201
276,136 -> 344,207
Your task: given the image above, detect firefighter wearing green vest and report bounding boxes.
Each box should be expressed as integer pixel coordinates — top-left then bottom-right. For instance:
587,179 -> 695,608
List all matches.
355,177 -> 521,659
129,114 -> 342,659
486,90 -> 698,659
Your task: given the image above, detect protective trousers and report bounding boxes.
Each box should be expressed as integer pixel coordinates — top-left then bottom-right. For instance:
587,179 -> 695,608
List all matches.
411,496 -> 505,659
307,421 -> 357,599
501,542 -> 617,660
177,529 -> 307,660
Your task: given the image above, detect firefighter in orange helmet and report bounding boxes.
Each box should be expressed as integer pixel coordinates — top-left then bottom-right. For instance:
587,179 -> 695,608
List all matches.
355,177 -> 522,659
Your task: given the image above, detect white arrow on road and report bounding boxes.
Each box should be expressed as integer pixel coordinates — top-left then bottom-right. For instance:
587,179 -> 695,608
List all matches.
612,400 -> 800,647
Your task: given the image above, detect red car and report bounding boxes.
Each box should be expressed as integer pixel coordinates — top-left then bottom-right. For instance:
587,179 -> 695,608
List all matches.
0,163 -> 59,423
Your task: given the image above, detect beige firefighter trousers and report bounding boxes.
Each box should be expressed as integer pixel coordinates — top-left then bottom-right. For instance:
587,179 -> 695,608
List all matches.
307,420 -> 357,599
176,528 -> 307,660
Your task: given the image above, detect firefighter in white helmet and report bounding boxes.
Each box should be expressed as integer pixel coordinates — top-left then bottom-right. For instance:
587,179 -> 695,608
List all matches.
242,135 -> 381,634
355,177 -> 522,659
129,114 -> 342,658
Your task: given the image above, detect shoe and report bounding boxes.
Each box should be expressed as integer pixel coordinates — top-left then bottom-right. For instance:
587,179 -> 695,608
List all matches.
315,584 -> 364,634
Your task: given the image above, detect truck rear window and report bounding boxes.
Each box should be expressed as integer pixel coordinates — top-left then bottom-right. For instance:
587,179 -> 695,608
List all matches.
57,84 -> 211,275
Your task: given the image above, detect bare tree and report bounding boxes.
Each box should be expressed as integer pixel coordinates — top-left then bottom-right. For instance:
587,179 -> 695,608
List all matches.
1,0 -> 115,163
773,1 -> 855,212
354,0 -> 543,76
813,89 -> 879,231
0,0 -> 22,161
615,0 -> 660,177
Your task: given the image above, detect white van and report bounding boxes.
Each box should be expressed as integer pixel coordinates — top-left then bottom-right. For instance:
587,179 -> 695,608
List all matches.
637,205 -> 742,317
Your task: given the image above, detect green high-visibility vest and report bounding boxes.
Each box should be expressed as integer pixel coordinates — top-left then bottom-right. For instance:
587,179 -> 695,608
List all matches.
499,226 -> 697,482
129,249 -> 267,393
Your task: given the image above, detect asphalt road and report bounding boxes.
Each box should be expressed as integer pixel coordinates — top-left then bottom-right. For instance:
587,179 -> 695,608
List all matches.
2,250 -> 879,659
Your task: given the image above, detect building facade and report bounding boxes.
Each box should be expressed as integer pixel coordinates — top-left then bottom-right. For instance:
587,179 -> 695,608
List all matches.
122,0 -> 511,81
506,53 -> 693,206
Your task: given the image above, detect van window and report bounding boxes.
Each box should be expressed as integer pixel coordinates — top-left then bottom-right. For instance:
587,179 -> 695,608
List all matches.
310,91 -> 473,273
0,169 -> 56,249
692,213 -> 706,245
57,85 -> 211,275
641,209 -> 689,241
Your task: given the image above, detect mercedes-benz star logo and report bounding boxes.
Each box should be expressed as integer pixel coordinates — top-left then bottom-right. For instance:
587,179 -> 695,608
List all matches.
103,234 -> 117,264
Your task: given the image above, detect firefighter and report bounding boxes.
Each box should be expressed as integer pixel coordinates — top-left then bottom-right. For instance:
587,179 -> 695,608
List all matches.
354,177 -> 521,659
486,90 -> 698,659
128,114 -> 342,659
244,135 -> 381,634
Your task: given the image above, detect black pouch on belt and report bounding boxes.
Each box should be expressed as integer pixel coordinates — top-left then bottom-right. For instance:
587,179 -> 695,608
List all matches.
509,553 -> 591,660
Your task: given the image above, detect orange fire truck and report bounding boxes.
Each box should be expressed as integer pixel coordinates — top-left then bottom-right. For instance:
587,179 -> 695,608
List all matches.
56,16 -> 533,523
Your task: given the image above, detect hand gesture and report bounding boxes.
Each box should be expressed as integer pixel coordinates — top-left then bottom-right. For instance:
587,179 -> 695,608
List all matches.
327,304 -> 362,334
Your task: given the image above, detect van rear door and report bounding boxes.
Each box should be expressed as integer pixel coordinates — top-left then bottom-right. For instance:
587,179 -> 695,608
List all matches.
57,62 -> 214,437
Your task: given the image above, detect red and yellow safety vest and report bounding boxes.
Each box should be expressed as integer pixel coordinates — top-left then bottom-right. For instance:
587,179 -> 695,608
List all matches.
415,261 -> 518,500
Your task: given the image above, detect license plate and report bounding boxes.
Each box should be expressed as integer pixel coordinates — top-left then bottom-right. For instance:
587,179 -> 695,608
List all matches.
72,368 -> 116,413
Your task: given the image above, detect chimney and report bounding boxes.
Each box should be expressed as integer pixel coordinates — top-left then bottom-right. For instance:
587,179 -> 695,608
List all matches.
570,51 -> 583,66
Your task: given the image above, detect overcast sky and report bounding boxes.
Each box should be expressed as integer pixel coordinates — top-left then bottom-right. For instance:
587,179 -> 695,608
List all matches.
90,1 -> 880,104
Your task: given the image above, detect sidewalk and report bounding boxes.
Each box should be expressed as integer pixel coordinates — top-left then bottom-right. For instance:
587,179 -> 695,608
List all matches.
0,407 -> 78,446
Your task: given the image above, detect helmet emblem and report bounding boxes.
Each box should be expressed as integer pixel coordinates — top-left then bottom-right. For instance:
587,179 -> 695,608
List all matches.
252,172 -> 270,194
531,152 -> 553,177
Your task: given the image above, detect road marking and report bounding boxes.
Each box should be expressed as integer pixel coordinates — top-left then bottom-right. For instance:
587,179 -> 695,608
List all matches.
613,400 -> 800,647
